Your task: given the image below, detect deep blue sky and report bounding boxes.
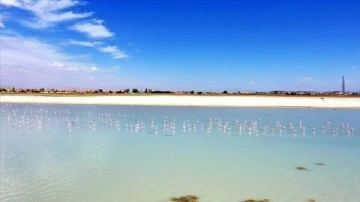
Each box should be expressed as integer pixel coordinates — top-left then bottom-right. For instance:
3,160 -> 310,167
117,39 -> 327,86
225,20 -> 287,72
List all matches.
1,0 -> 359,91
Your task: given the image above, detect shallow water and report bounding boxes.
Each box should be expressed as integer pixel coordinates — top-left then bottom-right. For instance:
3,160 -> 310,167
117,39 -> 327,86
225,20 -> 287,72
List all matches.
1,104 -> 359,202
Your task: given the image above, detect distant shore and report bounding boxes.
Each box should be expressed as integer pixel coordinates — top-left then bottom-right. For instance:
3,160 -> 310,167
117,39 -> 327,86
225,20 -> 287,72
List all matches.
1,94 -> 359,109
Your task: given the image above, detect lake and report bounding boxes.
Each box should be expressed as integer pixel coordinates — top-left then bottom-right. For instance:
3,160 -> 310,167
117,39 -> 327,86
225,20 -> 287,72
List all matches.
1,104 -> 359,202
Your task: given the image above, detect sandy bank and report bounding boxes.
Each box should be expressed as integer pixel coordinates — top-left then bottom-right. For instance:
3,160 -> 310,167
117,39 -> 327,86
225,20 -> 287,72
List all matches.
0,95 -> 359,109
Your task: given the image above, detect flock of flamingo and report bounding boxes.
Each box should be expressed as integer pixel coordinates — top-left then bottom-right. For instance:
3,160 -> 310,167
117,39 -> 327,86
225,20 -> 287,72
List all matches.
1,104 -> 357,138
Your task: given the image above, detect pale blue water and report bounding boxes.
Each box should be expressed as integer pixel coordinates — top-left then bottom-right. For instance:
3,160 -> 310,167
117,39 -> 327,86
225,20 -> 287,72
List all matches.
1,104 -> 359,202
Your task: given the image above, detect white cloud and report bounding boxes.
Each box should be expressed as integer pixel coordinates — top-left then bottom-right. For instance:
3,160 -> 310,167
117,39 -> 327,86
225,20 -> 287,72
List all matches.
98,45 -> 129,59
299,77 -> 313,83
0,34 -> 113,88
68,39 -> 102,47
71,19 -> 114,38
1,35 -> 68,67
49,62 -> 64,68
0,0 -> 92,28
0,0 -> 21,7
68,39 -> 128,59
0,15 -> 4,28
98,45 -> 117,53
1,1 -> 128,60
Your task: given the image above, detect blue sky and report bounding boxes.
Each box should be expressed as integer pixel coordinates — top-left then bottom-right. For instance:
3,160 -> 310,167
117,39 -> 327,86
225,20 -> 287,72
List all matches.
0,0 -> 359,91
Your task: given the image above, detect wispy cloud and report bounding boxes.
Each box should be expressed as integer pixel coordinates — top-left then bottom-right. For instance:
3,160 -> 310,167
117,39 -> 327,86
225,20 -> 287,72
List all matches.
299,77 -> 313,83
0,33 -> 118,88
70,19 -> 114,38
1,1 -> 129,60
48,62 -> 65,68
68,39 -> 128,59
0,0 -> 92,28
68,39 -> 103,47
0,0 -> 21,7
0,1 -> 130,88
1,35 -> 68,67
98,45 -> 129,59
0,12 -> 11,28
0,34 -> 100,72
0,15 -> 4,28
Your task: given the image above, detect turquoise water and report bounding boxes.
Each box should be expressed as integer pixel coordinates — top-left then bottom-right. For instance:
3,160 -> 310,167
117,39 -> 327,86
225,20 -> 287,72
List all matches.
1,104 -> 359,202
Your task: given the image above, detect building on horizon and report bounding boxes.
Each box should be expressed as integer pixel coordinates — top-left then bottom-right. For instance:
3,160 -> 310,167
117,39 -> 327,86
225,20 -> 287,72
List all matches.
342,75 -> 345,94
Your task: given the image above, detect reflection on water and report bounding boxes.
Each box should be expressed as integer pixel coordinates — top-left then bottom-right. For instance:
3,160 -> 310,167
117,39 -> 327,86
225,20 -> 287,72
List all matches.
1,104 -> 360,202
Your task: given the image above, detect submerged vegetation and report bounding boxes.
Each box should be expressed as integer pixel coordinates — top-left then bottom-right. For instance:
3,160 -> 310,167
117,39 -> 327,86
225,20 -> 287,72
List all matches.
296,162 -> 327,171
243,199 -> 269,202
296,166 -> 310,171
171,195 -> 199,202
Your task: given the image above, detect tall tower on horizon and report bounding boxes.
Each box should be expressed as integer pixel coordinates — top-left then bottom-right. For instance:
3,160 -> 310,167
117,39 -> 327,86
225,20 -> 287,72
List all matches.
342,75 -> 345,94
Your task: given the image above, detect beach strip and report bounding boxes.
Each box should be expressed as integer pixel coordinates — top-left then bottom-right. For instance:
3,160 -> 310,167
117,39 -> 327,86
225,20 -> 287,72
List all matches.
0,95 -> 359,109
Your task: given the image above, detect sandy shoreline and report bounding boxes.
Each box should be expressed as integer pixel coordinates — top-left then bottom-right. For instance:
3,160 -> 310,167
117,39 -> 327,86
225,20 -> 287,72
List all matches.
1,94 -> 359,109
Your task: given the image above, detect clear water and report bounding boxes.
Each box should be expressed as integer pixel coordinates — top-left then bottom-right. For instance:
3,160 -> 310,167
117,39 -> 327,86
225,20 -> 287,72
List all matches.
1,104 -> 359,202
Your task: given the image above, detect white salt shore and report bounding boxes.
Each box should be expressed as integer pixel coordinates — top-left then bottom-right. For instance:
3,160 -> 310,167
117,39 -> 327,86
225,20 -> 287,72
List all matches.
1,95 -> 359,108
